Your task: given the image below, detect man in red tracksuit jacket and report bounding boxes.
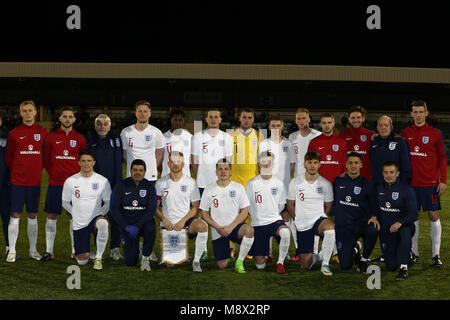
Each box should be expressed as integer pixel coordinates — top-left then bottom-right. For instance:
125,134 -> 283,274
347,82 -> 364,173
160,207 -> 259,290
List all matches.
308,113 -> 347,184
42,106 -> 87,261
401,100 -> 447,267
5,100 -> 48,263
338,106 -> 375,181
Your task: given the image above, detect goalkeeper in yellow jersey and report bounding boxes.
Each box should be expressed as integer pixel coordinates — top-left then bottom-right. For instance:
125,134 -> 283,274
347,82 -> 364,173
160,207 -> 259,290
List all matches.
229,107 -> 262,259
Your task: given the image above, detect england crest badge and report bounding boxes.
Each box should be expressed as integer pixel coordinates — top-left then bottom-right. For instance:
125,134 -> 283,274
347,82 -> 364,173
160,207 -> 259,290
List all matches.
283,146 -> 289,153
140,190 -> 147,198
332,144 -> 339,152
34,134 -> 41,141
271,187 -> 278,195
392,192 -> 399,200
180,185 -> 187,193
422,136 -> 429,144
116,138 -> 121,147
145,135 -> 152,142
92,183 -> 99,190
0,139 -> 6,147
230,190 -> 236,198
360,135 -> 367,142
316,187 -> 323,194
354,186 -> 361,195
70,140 -> 77,148
169,235 -> 179,247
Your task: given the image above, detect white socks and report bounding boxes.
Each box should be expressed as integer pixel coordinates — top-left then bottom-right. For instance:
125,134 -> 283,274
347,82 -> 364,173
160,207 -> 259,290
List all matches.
237,236 -> 254,261
69,219 -> 75,254
27,218 -> 38,253
412,219 -> 442,258
8,217 -> 20,254
321,229 -> 335,266
277,228 -> 290,265
95,219 -> 109,260
313,235 -> 320,254
45,219 -> 57,254
411,220 -> 419,256
288,220 -> 298,249
431,219 -> 441,257
194,231 -> 208,263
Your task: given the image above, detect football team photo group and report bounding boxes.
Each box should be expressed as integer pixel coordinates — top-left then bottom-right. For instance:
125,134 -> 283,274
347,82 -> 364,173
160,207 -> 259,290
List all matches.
0,98 -> 446,290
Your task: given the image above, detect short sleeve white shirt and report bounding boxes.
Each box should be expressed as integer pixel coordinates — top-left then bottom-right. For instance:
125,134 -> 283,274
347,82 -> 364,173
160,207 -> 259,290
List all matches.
287,174 -> 333,232
155,174 -> 200,226
246,175 -> 286,227
161,129 -> 192,177
120,124 -> 164,181
288,129 -> 322,177
192,130 -> 233,188
258,137 -> 295,190
62,173 -> 112,231
199,180 -> 249,240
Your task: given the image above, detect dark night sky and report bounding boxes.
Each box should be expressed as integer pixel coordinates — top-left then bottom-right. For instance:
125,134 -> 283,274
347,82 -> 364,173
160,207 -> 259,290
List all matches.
0,2 -> 447,67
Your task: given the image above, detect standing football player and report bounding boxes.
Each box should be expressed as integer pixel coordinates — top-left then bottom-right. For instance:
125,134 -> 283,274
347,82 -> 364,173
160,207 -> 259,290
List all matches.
401,100 -> 447,267
5,101 -> 48,262
191,108 -> 233,196
289,107 -> 321,178
62,149 -> 111,270
161,110 -> 193,178
42,106 -> 87,261
308,112 -> 347,184
0,114 -> 10,254
338,106 -> 375,181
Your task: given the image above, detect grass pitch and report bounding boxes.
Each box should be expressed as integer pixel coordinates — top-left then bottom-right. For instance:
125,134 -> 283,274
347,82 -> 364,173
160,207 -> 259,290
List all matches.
0,167 -> 449,300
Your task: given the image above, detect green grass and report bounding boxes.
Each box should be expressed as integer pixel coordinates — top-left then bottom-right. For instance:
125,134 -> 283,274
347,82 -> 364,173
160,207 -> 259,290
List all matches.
0,167 -> 449,300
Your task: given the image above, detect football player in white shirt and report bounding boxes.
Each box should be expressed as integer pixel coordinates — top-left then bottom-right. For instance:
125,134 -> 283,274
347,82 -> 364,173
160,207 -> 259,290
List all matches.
191,109 -> 233,195
288,107 -> 322,262
161,110 -> 193,178
155,151 -> 208,272
246,151 -> 290,274
199,159 -> 254,274
121,100 -> 164,182
286,151 -> 336,276
259,117 -> 297,262
62,149 -> 111,270
289,107 -> 322,178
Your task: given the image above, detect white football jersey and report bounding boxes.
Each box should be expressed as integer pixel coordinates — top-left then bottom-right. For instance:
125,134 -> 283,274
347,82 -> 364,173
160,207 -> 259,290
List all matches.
191,129 -> 233,188
62,172 -> 112,231
287,174 -> 333,232
258,138 -> 295,190
246,175 -> 286,227
156,174 -> 200,226
161,129 -> 192,177
288,129 -> 322,177
199,180 -> 249,240
120,124 -> 164,181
